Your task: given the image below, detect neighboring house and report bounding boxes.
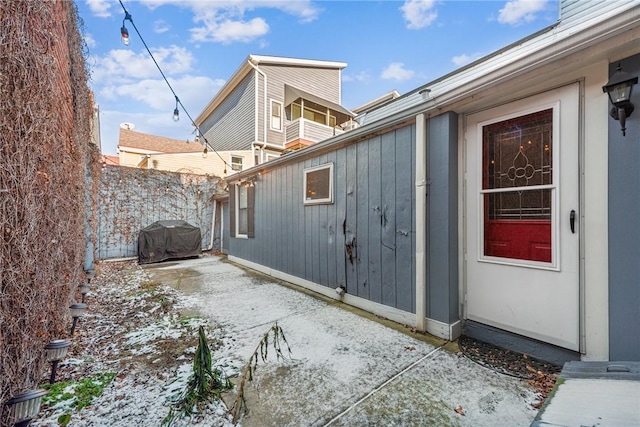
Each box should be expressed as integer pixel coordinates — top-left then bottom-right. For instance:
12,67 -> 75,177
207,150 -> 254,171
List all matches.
222,0 -> 640,364
117,128 -> 223,175
194,54 -> 356,178
101,154 -> 119,166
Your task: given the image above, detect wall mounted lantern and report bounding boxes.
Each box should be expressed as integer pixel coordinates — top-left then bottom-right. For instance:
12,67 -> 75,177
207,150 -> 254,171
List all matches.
69,303 -> 87,335
602,64 -> 638,136
5,389 -> 48,427
44,339 -> 71,384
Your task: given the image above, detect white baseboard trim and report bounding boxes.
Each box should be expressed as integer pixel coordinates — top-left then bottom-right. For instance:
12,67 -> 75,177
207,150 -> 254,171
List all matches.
228,256 -> 460,340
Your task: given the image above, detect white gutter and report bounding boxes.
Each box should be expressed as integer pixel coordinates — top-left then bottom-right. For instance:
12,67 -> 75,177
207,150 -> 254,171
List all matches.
415,113 -> 427,332
247,59 -> 268,165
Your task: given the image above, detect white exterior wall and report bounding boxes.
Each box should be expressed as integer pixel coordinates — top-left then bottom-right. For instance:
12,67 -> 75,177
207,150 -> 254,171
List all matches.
581,61 -> 610,360
147,150 -> 254,177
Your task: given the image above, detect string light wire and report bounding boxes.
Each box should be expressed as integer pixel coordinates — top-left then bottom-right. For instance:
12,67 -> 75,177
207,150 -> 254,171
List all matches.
117,0 -> 230,172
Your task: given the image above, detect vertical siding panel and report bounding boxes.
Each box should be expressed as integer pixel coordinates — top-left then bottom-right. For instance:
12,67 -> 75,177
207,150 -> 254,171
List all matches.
368,136 -> 382,303
380,132 -> 397,306
285,164 -> 293,275
411,126 -> 417,314
318,154 -> 329,287
335,147 -> 347,288
395,125 -> 414,313
276,166 -> 284,272
326,150 -> 338,287
293,162 -> 304,278
356,141 -> 369,300
304,159 -> 314,281
345,144 -> 358,293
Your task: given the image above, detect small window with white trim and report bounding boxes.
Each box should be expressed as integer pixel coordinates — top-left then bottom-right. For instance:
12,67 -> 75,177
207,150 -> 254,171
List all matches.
237,185 -> 248,236
271,100 -> 283,131
304,163 -> 333,205
231,155 -> 243,171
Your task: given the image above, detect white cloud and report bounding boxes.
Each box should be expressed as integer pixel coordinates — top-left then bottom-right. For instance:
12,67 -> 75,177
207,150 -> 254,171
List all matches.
85,0 -> 112,17
381,63 -> 415,81
101,76 -> 224,111
343,71 -> 372,83
153,20 -> 170,34
452,52 -> 483,67
84,34 -> 97,48
192,18 -> 270,44
90,46 -> 195,84
138,0 -> 320,43
498,0 -> 548,25
401,0 -> 437,30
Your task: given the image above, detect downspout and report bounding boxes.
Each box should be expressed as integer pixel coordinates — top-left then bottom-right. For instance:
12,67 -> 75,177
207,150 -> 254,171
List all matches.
415,113 -> 427,332
247,59 -> 268,165
207,199 -> 217,251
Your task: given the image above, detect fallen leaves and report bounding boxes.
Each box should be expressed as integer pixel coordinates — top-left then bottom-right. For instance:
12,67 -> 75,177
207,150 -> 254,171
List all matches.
454,405 -> 465,416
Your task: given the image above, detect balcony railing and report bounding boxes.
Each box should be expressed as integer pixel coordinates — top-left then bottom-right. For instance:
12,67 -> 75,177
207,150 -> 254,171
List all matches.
285,118 -> 345,145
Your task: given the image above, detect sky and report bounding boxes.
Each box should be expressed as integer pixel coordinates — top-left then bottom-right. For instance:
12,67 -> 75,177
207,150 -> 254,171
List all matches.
76,0 -> 559,155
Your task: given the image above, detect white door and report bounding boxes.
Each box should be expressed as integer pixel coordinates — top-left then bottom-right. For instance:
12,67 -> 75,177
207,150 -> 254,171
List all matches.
465,84 -> 580,351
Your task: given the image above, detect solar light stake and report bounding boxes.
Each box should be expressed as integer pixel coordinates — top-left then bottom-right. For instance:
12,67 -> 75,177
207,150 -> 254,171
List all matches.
5,389 -> 48,427
69,303 -> 87,335
79,284 -> 90,303
44,340 -> 71,384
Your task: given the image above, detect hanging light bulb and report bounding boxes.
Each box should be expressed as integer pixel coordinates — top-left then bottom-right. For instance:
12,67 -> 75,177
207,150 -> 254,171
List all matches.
202,147 -> 208,158
120,11 -> 132,46
172,96 -> 180,122
121,25 -> 130,45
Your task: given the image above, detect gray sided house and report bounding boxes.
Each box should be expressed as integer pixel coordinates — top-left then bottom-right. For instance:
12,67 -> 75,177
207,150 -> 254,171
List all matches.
225,1 -> 640,364
194,55 -> 355,178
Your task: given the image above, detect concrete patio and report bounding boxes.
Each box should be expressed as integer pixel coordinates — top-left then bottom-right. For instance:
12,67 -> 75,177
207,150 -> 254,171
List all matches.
143,255 -> 538,427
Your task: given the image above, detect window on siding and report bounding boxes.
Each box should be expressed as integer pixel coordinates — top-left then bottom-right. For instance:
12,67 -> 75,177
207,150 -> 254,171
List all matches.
304,163 -> 333,205
230,183 -> 254,238
231,155 -> 243,171
237,185 -> 248,236
271,100 -> 283,131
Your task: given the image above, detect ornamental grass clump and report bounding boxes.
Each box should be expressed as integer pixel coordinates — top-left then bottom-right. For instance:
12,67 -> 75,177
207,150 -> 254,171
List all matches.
230,322 -> 291,424
162,326 -> 231,426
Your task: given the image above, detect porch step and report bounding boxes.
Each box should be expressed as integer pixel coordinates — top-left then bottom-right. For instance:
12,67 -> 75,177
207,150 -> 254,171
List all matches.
531,361 -> 640,427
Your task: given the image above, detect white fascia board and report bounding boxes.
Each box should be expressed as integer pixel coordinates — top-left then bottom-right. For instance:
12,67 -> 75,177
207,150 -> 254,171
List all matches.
249,54 -> 347,70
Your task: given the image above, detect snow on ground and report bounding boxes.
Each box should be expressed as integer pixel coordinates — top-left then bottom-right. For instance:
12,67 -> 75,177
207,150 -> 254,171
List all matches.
32,255 -> 537,426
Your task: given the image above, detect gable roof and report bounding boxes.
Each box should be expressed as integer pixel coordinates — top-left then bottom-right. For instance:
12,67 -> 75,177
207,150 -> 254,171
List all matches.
101,154 -> 119,166
195,54 -> 347,126
118,128 -> 201,154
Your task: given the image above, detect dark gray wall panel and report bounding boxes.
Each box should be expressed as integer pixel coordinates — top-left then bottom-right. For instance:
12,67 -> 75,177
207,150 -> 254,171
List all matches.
395,125 -> 415,313
380,132 -> 397,307
228,124 -> 416,313
608,54 -> 640,361
345,144 -> 358,293
356,142 -> 370,300
368,136 -> 383,304
222,201 -> 229,253
427,112 -> 459,324
334,148 -> 347,288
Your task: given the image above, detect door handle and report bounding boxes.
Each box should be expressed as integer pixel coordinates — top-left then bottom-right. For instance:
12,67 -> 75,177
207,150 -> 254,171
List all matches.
570,210 -> 576,234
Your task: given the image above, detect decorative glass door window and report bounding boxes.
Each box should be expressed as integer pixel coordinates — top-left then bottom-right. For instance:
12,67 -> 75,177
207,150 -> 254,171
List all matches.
481,109 -> 554,263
